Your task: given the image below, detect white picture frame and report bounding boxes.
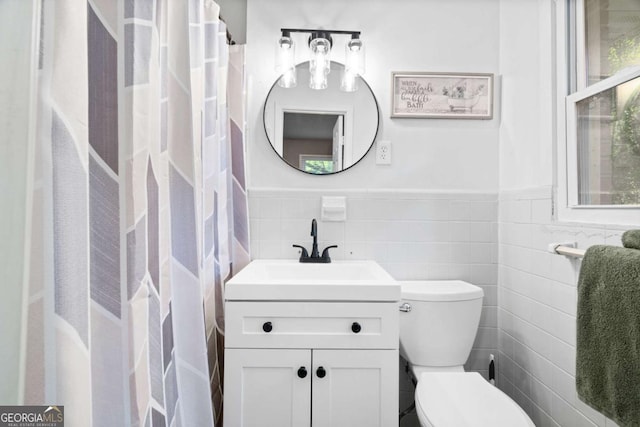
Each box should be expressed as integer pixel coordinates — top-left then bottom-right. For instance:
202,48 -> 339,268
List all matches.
391,72 -> 493,119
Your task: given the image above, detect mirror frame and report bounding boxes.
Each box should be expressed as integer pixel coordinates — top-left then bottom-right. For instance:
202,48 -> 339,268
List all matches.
263,61 -> 380,175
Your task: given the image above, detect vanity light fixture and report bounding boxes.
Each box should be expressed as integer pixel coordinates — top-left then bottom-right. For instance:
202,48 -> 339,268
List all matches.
276,28 -> 364,91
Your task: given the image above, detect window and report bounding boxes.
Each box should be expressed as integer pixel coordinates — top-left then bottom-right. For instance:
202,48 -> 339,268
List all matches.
560,0 -> 640,222
299,155 -> 334,174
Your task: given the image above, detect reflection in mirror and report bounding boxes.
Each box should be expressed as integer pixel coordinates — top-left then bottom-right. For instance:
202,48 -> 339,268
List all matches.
264,61 -> 379,175
283,112 -> 340,173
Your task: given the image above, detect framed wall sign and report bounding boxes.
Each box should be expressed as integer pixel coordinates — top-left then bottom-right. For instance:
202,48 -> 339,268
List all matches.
391,72 -> 493,119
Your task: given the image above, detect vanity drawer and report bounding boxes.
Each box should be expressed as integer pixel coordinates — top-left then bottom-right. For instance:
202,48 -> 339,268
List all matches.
225,301 -> 398,349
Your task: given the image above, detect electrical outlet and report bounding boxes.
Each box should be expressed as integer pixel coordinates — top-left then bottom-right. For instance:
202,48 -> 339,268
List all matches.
376,140 -> 391,164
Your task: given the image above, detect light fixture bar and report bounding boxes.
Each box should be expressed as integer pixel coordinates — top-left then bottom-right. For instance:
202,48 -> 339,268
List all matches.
280,28 -> 361,38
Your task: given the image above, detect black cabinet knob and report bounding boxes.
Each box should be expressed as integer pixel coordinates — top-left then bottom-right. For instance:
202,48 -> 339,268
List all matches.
297,367 -> 307,378
262,321 -> 273,333
316,366 -> 326,378
351,322 -> 362,333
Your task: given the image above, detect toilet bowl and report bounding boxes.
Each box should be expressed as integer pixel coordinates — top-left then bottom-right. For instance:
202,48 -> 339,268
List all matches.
399,281 -> 534,427
416,372 -> 535,427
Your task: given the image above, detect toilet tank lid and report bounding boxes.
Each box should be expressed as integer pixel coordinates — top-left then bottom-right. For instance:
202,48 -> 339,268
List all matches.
399,280 -> 483,302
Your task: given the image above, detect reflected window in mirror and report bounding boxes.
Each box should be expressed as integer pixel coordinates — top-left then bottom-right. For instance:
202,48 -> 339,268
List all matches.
300,155 -> 334,174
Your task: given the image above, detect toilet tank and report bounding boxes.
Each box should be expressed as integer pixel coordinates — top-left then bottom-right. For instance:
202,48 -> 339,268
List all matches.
399,281 -> 484,368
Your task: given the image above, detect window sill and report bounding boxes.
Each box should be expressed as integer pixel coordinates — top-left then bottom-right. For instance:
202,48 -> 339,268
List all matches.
557,204 -> 640,226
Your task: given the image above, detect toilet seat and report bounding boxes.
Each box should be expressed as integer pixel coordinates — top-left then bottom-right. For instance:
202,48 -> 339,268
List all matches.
415,372 -> 535,427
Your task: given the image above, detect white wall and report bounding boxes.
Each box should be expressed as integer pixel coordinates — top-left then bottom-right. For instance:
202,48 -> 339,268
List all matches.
498,1 -> 636,426
499,0 -> 555,190
246,0 -> 500,191
498,187 -> 628,427
216,0 -> 247,44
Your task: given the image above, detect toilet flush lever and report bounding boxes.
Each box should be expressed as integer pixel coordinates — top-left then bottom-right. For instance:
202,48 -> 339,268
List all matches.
399,302 -> 412,313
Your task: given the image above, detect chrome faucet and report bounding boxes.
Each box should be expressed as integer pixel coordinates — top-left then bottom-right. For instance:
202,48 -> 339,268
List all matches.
293,218 -> 337,263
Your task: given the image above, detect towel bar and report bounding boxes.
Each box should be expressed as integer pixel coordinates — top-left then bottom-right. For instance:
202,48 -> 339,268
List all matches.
554,245 -> 586,259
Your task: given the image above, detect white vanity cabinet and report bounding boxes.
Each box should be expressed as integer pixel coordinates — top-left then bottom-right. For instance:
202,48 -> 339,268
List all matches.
222,259 -> 401,427
224,301 -> 399,427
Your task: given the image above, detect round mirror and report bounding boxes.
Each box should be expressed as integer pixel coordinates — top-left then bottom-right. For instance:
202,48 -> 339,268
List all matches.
263,61 -> 379,175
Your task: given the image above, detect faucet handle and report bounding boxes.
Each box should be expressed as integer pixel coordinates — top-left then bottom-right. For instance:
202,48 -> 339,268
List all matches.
293,244 -> 309,260
320,245 -> 338,262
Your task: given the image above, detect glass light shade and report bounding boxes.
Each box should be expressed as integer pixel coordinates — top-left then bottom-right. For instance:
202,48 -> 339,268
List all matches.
276,35 -> 297,88
309,37 -> 331,90
340,68 -> 358,92
278,68 -> 297,88
345,38 -> 365,75
309,67 -> 328,90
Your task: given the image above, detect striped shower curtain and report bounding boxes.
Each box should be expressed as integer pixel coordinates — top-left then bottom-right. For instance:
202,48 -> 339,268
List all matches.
10,0 -> 249,426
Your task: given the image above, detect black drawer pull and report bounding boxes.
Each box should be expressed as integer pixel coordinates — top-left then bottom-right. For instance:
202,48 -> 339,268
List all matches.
316,366 -> 326,378
262,321 -> 273,333
351,322 -> 362,333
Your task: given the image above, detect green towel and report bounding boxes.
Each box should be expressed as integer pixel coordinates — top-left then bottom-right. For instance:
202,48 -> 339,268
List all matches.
577,245 -> 640,427
623,230 -> 640,250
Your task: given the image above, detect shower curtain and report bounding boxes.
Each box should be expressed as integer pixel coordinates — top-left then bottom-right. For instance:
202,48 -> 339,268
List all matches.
15,0 -> 249,425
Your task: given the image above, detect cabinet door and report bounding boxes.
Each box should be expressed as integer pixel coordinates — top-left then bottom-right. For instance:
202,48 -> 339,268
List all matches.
224,348 -> 311,427
311,349 -> 398,427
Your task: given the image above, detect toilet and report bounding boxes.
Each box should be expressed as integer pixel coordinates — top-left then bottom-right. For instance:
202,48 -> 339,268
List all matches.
399,280 -> 535,427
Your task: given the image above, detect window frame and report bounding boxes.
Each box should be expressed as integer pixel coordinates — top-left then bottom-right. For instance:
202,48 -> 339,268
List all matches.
557,0 -> 640,225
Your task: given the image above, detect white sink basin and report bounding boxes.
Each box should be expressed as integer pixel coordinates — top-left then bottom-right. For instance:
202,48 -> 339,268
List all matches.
225,259 -> 400,301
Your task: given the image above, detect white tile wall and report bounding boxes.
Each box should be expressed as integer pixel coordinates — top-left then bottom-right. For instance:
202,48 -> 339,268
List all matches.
498,186 -> 630,427
249,189 -> 497,286
248,188 -> 499,427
